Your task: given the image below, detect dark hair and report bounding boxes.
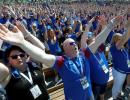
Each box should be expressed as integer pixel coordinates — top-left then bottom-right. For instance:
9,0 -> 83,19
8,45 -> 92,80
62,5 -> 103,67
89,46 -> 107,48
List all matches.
0,50 -> 5,61
5,46 -> 25,58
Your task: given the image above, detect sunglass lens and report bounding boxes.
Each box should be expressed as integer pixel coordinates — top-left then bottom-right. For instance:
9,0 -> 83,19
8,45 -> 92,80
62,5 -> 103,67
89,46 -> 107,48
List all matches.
11,55 -> 18,59
11,54 -> 25,59
70,42 -> 76,45
19,54 -> 25,58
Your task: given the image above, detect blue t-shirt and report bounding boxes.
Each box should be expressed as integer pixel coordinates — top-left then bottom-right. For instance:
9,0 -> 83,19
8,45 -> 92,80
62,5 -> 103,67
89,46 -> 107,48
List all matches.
0,17 -> 8,24
92,20 -> 98,31
110,44 -> 130,73
53,50 -> 92,100
75,24 -> 80,33
47,39 -> 62,55
85,48 -> 109,85
128,39 -> 130,49
66,34 -> 77,41
107,31 -> 115,43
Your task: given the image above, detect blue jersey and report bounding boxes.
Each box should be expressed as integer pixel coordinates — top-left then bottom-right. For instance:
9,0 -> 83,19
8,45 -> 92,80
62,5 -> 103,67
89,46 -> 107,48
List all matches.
47,39 -> 62,55
53,50 -> 92,100
110,44 -> 130,74
84,48 -> 109,85
0,17 -> 8,24
66,34 -> 77,41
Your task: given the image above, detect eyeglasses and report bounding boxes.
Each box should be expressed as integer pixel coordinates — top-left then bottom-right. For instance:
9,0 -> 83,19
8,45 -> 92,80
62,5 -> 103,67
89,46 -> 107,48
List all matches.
10,54 -> 25,59
69,42 -> 76,46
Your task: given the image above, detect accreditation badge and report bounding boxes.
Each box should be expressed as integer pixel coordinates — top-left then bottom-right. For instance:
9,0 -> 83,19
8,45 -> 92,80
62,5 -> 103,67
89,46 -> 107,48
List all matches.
102,65 -> 109,74
80,76 -> 89,90
30,85 -> 42,99
127,60 -> 130,68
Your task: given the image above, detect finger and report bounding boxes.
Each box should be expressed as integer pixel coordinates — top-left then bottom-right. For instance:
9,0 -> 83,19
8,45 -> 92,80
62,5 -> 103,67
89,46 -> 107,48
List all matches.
0,29 -> 7,41
12,25 -> 19,33
0,28 -> 6,36
0,34 -> 8,42
0,24 -> 9,33
15,21 -> 24,30
15,21 -> 21,26
3,24 -> 8,28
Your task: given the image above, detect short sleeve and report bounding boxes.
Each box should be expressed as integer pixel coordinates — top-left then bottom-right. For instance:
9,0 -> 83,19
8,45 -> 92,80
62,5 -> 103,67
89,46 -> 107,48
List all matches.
98,44 -> 105,52
83,47 -> 92,58
53,56 -> 65,69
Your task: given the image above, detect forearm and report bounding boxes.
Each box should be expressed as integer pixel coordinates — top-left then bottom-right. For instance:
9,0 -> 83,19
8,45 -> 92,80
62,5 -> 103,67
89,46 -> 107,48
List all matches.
87,19 -> 94,30
17,40 -> 56,67
77,17 -> 94,50
80,32 -> 88,50
117,27 -> 130,49
25,32 -> 45,51
89,22 -> 114,53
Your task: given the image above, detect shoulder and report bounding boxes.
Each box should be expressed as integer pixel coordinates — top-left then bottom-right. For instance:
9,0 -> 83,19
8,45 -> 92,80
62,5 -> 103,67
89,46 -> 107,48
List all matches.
53,56 -> 65,69
27,62 -> 41,70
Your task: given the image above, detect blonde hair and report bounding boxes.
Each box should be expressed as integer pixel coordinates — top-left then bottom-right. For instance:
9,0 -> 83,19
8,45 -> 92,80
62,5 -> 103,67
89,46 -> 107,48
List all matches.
111,33 -> 122,44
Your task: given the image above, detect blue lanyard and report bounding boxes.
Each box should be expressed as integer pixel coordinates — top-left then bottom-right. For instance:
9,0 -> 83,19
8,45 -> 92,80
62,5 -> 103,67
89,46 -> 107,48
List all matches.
95,52 -> 104,65
72,56 -> 85,77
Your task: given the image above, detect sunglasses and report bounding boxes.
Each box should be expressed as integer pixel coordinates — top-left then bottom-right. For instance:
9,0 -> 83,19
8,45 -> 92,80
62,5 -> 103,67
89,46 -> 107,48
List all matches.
10,54 -> 25,59
69,42 -> 76,46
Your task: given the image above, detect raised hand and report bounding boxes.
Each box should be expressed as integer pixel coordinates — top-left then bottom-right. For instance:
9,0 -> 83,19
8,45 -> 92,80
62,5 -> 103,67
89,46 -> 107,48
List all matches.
15,21 -> 30,38
0,24 -> 24,45
110,15 -> 123,26
98,15 -> 107,27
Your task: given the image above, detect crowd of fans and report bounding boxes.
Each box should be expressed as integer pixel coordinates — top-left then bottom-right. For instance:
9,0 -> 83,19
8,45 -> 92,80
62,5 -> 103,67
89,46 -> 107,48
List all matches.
0,1 -> 130,100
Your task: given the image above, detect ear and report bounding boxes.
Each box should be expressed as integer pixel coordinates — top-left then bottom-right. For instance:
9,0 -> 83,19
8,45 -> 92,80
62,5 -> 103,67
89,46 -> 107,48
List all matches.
26,55 -> 30,62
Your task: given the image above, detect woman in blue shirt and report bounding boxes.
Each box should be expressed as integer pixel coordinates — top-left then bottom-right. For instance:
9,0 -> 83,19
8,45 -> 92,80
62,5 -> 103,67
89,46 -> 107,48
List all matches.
110,20 -> 130,99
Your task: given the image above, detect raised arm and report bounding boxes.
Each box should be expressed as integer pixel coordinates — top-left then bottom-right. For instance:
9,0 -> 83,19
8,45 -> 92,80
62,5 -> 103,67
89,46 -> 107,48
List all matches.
89,15 -> 122,53
3,6 -> 16,18
116,16 -> 130,49
80,16 -> 102,50
15,21 -> 45,51
0,24 -> 56,68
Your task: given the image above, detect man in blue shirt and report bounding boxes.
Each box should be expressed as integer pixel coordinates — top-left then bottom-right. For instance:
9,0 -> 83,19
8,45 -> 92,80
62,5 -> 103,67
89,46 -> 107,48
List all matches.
0,15 -> 123,100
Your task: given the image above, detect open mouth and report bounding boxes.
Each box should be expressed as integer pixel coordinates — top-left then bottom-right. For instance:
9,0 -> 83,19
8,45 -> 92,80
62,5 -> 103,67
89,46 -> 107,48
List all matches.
74,47 -> 78,51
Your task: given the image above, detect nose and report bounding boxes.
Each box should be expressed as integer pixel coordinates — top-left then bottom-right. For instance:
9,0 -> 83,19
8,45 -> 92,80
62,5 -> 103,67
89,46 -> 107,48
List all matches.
17,55 -> 21,59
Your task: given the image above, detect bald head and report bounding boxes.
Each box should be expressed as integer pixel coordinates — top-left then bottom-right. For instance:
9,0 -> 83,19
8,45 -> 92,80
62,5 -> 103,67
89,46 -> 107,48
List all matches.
63,38 -> 79,58
63,38 -> 75,49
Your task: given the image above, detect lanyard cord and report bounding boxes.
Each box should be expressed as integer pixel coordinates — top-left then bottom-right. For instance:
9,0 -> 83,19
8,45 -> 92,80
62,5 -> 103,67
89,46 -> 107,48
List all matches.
20,67 -> 33,85
95,52 -> 104,65
72,56 -> 85,77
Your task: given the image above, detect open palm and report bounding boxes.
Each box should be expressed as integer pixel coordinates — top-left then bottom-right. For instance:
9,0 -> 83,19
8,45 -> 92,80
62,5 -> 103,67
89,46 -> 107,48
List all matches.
0,24 -> 24,45
15,21 -> 29,37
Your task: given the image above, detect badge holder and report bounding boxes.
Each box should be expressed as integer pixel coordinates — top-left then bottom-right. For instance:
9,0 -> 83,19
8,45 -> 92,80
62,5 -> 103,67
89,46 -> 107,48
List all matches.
102,65 -> 109,74
80,76 -> 89,90
30,85 -> 42,99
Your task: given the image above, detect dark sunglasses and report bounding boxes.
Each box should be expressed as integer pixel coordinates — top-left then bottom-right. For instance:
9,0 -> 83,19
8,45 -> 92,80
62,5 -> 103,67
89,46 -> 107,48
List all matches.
10,54 -> 25,59
69,42 -> 76,46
